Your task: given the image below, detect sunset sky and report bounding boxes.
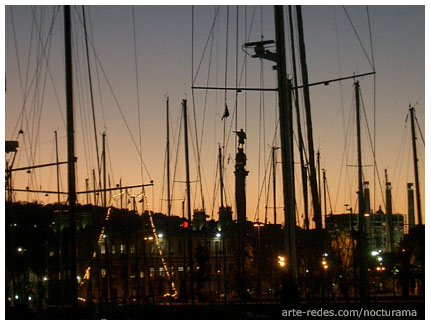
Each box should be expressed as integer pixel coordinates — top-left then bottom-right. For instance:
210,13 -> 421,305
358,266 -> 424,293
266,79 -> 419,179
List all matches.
4,4 -> 425,227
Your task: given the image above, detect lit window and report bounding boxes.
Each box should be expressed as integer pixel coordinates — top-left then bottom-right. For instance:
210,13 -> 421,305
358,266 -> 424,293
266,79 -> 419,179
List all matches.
111,245 -> 116,255
140,271 -> 145,278
130,244 -> 136,254
120,244 -> 126,254
100,244 -> 106,255
101,268 -> 106,278
178,266 -> 184,272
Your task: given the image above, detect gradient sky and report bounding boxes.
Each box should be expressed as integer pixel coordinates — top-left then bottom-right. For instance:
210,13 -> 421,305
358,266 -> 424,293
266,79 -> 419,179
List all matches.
4,5 -> 425,227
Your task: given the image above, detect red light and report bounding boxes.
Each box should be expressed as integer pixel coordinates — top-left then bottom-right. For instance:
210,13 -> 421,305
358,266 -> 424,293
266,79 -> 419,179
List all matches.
181,221 -> 189,228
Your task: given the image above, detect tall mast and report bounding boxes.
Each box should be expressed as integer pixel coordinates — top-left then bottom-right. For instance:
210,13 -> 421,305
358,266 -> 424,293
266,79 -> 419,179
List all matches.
102,131 -> 107,209
274,5 -> 297,283
296,5 -> 322,230
272,146 -> 277,225
166,97 -> 171,217
182,99 -> 194,304
355,81 -> 368,303
55,130 -> 60,204
92,169 -> 97,205
409,106 -> 422,226
64,5 -> 78,308
166,96 -> 173,299
218,145 -> 224,208
323,168 -> 327,226
288,5 -> 309,231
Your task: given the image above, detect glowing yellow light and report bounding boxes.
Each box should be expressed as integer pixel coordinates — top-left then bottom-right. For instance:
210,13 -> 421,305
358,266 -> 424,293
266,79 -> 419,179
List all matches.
277,255 -> 287,268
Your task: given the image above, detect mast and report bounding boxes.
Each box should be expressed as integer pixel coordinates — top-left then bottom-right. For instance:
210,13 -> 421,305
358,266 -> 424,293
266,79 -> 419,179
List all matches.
323,168 -> 327,227
55,130 -> 60,204
218,145 -> 224,208
409,106 -> 422,226
102,131 -> 107,209
92,169 -> 97,205
385,169 -> 394,253
64,5 -> 78,308
288,5 -> 309,231
272,146 -> 277,225
355,81 -> 368,303
296,5 -> 322,230
317,150 -> 322,208
274,5 -> 297,283
182,99 -> 194,304
166,97 -> 171,217
165,96 -> 174,300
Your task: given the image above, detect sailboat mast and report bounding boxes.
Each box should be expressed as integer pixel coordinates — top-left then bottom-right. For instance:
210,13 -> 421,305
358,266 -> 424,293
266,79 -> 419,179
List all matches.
218,145 -> 224,208
288,6 -> 309,231
182,99 -> 194,304
355,81 -> 368,303
272,146 -> 277,225
64,4 -> 78,308
409,106 -> 423,226
102,131 -> 107,209
166,97 -> 171,217
296,5 -> 322,230
274,5 -> 297,283
55,130 -> 60,204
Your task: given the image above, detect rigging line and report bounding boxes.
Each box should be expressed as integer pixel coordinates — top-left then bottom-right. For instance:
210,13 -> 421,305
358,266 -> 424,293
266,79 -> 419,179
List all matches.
342,6 -> 374,71
359,88 -> 385,208
414,114 -> 425,146
160,138 -> 167,213
192,6 -> 221,84
105,136 -> 116,195
190,11 -> 206,210
333,7 -> 348,141
82,6 -> 101,188
223,8 -> 258,162
73,7 -> 152,181
253,149 -> 272,221
9,7 -> 46,141
28,6 -> 55,198
170,106 -> 183,215
20,5 -> 36,136
366,6 -> 377,213
253,124 -> 279,221
74,18 -> 94,183
82,40 -> 153,181
326,173 -> 333,214
9,7 -> 24,96
210,159 -> 219,218
27,7 -> 67,136
334,87 -> 354,212
190,96 -> 205,209
196,9 -> 218,211
19,6 -> 57,181
132,6 -> 144,185
222,5 -> 230,153
366,6 -> 376,70
392,121 -> 408,210
235,5 -> 239,147
83,7 -> 107,129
